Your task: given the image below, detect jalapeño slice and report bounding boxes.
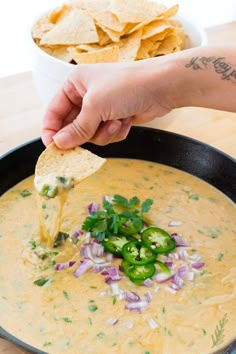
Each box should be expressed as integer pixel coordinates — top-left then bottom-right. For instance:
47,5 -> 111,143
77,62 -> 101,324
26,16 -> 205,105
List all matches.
122,241 -> 156,265
121,260 -> 155,283
102,235 -> 136,256
141,227 -> 176,254
118,216 -> 143,236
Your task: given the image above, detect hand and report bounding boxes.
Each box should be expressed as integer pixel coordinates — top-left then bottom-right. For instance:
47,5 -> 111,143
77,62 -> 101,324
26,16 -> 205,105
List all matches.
42,59 -> 175,149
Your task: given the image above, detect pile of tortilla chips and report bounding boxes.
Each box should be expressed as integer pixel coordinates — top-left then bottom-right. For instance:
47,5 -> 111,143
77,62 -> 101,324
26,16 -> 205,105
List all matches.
32,0 -> 187,64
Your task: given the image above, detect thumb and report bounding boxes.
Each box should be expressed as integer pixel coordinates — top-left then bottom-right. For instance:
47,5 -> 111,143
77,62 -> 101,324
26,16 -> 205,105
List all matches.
53,106 -> 101,149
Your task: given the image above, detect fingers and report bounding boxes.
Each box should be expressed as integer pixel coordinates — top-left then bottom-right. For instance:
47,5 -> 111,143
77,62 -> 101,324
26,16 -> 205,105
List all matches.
42,77 -> 83,146
90,117 -> 133,145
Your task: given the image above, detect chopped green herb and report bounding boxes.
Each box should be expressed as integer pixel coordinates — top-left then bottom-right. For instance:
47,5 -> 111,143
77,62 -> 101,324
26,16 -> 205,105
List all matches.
56,176 -> 67,184
90,286 -> 97,289
34,277 -> 50,287
82,195 -> 153,242
29,240 -> 37,250
112,296 -> 117,305
217,253 -> 224,261
162,307 -> 166,314
63,290 -> 70,300
88,317 -> 93,325
43,341 -> 52,347
211,228 -> 220,239
20,189 -> 32,197
145,352 -> 150,354
41,260 -> 56,270
97,332 -> 105,339
202,328 -> 207,336
88,304 -> 98,312
191,249 -> 197,252
164,327 -> 172,336
42,202 -> 47,209
141,198 -> 153,214
89,299 -> 95,303
200,271 -> 206,276
189,194 -> 200,201
44,214 -> 49,220
211,313 -> 228,348
53,231 -> 69,248
113,195 -> 139,209
197,229 -> 204,234
112,342 -> 117,347
63,317 -> 72,323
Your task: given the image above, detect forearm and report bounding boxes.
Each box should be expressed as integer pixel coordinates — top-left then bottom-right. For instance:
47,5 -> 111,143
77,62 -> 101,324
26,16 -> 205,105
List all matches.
141,46 -> 236,113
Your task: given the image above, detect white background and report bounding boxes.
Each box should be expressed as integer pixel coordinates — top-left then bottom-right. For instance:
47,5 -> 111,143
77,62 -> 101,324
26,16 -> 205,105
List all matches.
0,0 -> 236,78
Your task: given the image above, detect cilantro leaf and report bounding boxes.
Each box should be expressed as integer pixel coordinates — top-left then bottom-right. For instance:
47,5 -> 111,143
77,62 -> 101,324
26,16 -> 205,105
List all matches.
141,199 -> 153,213
113,195 -> 140,209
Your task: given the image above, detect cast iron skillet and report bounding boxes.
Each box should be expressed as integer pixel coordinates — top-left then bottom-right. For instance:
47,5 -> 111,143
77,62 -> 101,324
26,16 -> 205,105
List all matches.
0,127 -> 235,354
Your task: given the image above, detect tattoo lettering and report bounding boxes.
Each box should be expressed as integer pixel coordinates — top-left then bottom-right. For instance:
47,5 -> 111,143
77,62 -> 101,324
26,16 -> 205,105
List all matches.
185,56 -> 236,83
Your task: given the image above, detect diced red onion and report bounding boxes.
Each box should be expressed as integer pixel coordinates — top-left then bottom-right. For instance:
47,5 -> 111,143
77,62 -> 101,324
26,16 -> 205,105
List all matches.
125,321 -> 134,329
103,195 -> 113,203
83,232 -> 92,244
54,260 -> 76,271
92,263 -> 112,273
102,266 -> 122,281
187,271 -> 195,281
155,272 -> 175,283
178,264 -> 189,278
177,249 -> 189,260
189,254 -> 201,261
191,262 -> 205,269
147,318 -> 158,329
110,283 -> 120,296
168,220 -> 182,227
80,242 -> 104,260
165,285 -> 177,294
172,273 -> 184,289
72,230 -> 83,238
171,233 -> 188,247
106,253 -> 113,262
124,291 -> 141,303
87,202 -> 99,213
144,291 -> 152,303
143,278 -> 153,287
107,317 -> 118,325
74,259 -> 93,278
164,261 -> 174,268
125,301 -> 148,311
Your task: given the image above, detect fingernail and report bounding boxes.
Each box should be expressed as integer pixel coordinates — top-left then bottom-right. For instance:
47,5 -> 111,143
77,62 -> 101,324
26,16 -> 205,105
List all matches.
107,121 -> 122,135
53,131 -> 71,149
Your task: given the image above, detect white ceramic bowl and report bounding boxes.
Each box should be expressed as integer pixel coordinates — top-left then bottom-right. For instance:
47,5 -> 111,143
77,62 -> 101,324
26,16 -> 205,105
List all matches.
29,13 -> 207,107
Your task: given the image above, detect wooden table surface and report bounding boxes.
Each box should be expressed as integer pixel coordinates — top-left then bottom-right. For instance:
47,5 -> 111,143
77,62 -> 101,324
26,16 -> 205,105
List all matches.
0,21 -> 236,354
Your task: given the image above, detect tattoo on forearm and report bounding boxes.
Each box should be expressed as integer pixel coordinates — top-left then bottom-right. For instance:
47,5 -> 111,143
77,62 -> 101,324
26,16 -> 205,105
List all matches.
185,56 -> 236,83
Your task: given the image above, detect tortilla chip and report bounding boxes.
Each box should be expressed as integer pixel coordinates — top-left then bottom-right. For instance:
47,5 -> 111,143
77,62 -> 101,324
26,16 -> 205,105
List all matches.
118,29 -> 142,61
97,23 -> 121,42
35,143 -> 106,184
154,33 -> 181,55
96,25 -> 112,46
40,8 -> 98,45
48,4 -> 71,24
85,0 -> 126,32
76,43 -> 101,52
142,20 -> 170,39
32,17 -> 54,39
40,45 -> 75,63
70,45 -> 119,63
136,37 -> 160,60
109,0 -> 166,23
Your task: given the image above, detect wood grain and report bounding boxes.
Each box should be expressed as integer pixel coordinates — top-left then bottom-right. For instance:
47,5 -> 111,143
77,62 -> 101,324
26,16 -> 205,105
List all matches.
0,21 -> 236,354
